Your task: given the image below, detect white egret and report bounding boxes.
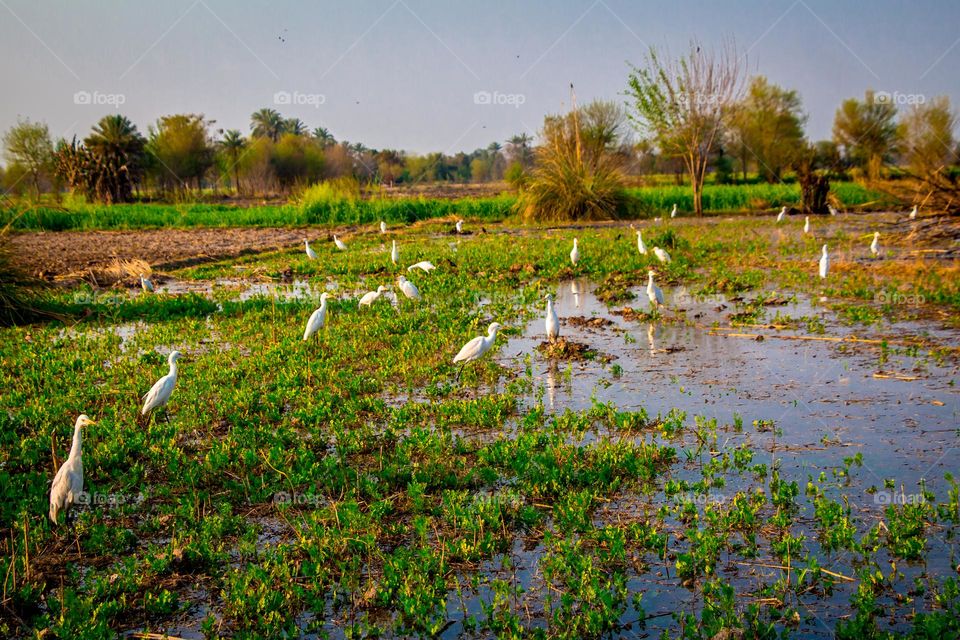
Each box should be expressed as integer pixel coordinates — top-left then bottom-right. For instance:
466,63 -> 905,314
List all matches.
652,246 -> 671,264
141,351 -> 182,416
776,206 -> 786,222
670,204 -> 677,218
636,230 -> 647,255
359,286 -> 388,307
453,322 -> 502,380
570,238 -> 580,266
455,219 -> 464,234
380,220 -> 387,234
303,293 -> 332,340
803,217 -> 810,234
909,205 -> 917,219
870,232 -> 880,256
818,244 -> 829,279
544,294 -> 559,342
646,271 -> 664,310
304,239 -> 317,260
391,240 -> 399,265
333,235 -> 347,251
139,273 -> 154,292
49,414 -> 95,525
397,276 -> 421,301
407,261 -> 436,273
829,205 -> 838,216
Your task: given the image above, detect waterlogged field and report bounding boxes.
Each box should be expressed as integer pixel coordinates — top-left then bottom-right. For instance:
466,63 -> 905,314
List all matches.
1,212 -> 959,638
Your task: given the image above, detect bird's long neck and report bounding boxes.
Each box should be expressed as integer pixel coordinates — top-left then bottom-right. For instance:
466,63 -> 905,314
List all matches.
69,423 -> 82,460
169,360 -> 178,378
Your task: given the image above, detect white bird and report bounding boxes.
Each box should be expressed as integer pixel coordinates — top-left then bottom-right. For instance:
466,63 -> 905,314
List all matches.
818,244 -> 829,279
646,271 -> 664,310
455,219 -> 464,234
139,273 -> 154,292
636,230 -> 647,255
670,204 -> 677,218
570,238 -> 580,266
359,286 -> 387,307
544,294 -> 559,342
829,206 -> 838,216
391,240 -> 399,265
303,293 -> 332,340
803,216 -> 810,234
333,235 -> 347,251
776,206 -> 786,222
453,322 -> 502,380
141,351 -> 182,416
397,276 -> 421,301
407,261 -> 436,273
380,220 -> 387,234
652,246 -> 671,264
909,205 -> 917,219
870,232 -> 880,256
304,239 -> 317,260
49,414 -> 95,525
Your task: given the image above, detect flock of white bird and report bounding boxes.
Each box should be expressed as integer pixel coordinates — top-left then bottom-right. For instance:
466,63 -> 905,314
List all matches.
50,205 -> 919,526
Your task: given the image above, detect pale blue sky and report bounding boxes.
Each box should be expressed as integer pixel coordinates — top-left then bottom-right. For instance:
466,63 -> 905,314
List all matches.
1,0 -> 958,154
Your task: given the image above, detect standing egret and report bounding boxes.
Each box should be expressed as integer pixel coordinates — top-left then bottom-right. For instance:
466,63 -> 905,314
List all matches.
139,273 -> 154,292
870,232 -> 880,256
803,217 -> 810,234
304,239 -> 317,260
776,206 -> 786,222
818,244 -> 829,279
652,246 -> 671,264
453,322 -> 502,380
397,276 -> 421,301
359,286 -> 387,307
333,235 -> 347,251
49,414 -> 95,525
636,230 -> 647,255
909,205 -> 917,219
407,261 -> 436,273
303,293 -> 332,340
391,240 -> 399,265
141,351 -> 182,417
380,220 -> 387,234
455,219 -> 464,234
646,271 -> 664,310
570,239 -> 580,266
544,294 -> 559,342
829,205 -> 838,216
670,204 -> 677,218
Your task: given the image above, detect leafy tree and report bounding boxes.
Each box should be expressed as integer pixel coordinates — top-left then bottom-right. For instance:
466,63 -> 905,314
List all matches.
729,76 -> 807,183
147,114 -> 214,194
506,133 -> 534,167
250,108 -> 285,142
55,115 -> 145,203
218,129 -> 247,194
900,96 -> 956,179
627,40 -> 745,216
1,119 -> 53,198
312,127 -> 336,147
284,118 -> 308,137
832,90 -> 899,180
271,133 -> 324,189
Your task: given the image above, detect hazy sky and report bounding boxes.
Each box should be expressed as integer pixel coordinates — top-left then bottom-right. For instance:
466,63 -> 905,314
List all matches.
2,0 -> 958,154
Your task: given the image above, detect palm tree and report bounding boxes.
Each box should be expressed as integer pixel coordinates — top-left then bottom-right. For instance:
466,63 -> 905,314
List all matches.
312,127 -> 335,147
284,118 -> 308,137
250,108 -> 284,142
218,129 -> 246,195
84,114 -> 145,202
507,133 -> 533,166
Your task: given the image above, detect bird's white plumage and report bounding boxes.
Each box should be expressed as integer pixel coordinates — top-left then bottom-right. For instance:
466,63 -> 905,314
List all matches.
455,219 -> 464,233
397,276 -> 421,300
670,204 -> 677,218
333,235 -> 347,251
359,286 -> 387,307
380,220 -> 387,234
803,217 -> 810,234
304,239 -> 317,260
776,206 -> 786,222
818,244 -> 829,279
391,240 -> 399,264
910,205 -> 917,219
303,293 -> 331,340
570,238 -> 580,266
636,230 -> 647,255
141,351 -> 181,415
870,232 -> 879,256
49,414 -> 95,524
453,322 -> 502,364
140,273 -> 154,292
544,294 -> 559,342
652,246 -> 671,264
646,271 -> 664,308
407,261 -> 435,273
829,206 -> 838,216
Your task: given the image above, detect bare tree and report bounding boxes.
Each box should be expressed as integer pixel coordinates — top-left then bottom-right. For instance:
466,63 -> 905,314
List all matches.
626,40 -> 746,216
